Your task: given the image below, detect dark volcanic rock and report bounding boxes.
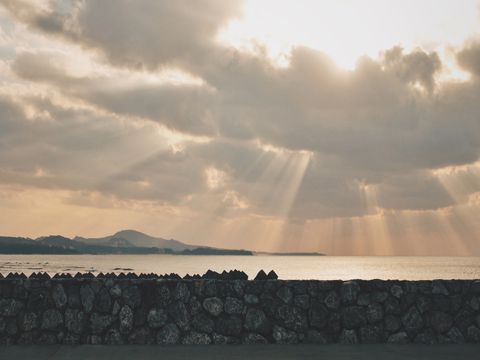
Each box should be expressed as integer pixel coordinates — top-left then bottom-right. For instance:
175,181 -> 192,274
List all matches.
385,314 -> 401,333
104,329 -> 124,345
80,284 -> 94,313
65,309 -> 86,334
324,291 -> 340,310
366,303 -> 384,324
360,324 -> 384,343
272,325 -> 298,344
134,305 -> 147,327
0,317 -> 6,333
294,294 -> 310,309
182,331 -> 211,345
338,329 -> 358,344
445,327 -> 465,343
156,323 -> 180,344
276,305 -> 308,332
90,313 -> 113,334
276,286 -> 293,304
52,284 -> 67,308
0,299 -> 24,316
414,329 -> 437,344
212,332 -> 239,344
342,306 -> 367,329
245,308 -> 271,335
384,296 -> 401,315
188,297 -> 202,315
109,284 -> 122,298
147,308 -> 168,329
243,333 -> 268,344
267,270 -> 278,280
341,281 -> 360,305
128,328 -> 151,344
467,325 -> 480,342
122,286 -> 141,308
155,286 -> 171,307
168,301 -> 190,330
225,297 -> 244,315
430,311 -> 453,334
388,331 -> 409,344
192,313 -> 214,333
173,282 -> 190,302
216,315 -> 243,336
306,330 -> 328,344
203,297 -> 223,316
119,305 -> 133,334
254,270 -> 268,281
244,294 -> 259,305
390,285 -> 404,299
19,312 -> 38,331
202,270 -> 221,280
402,306 -> 424,334
309,302 -> 329,329
41,309 -> 63,330
67,286 -> 81,308
5,318 -> 18,335
2,277 -> 480,345
94,287 -> 112,313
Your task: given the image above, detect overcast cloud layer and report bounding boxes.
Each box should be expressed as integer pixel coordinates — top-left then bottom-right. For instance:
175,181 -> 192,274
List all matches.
1,0 -> 480,254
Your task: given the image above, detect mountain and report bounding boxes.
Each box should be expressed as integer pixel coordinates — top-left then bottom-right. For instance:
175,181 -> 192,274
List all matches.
0,230 -> 323,256
74,229 -> 197,251
0,231 -> 254,255
0,236 -> 79,254
37,235 -> 82,250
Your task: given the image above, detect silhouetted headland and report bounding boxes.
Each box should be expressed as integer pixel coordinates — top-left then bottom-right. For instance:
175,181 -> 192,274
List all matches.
0,230 -> 325,256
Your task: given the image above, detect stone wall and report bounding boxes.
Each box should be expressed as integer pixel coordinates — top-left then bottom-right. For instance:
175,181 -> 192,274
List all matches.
1,277 -> 480,345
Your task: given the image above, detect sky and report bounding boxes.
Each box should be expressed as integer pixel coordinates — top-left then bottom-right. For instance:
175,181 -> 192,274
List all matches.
1,0 -> 480,255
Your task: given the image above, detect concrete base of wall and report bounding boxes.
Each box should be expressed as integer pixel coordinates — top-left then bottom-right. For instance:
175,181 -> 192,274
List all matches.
1,344 -> 480,360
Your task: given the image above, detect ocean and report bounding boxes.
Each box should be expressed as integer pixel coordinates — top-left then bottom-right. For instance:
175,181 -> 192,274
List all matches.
1,255 -> 480,280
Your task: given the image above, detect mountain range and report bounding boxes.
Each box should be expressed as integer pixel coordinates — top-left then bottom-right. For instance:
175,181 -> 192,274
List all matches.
73,229 -> 198,251
0,229 -> 325,255
0,230 -> 252,255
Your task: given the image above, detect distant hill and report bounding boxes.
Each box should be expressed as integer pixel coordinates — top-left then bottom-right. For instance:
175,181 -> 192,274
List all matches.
0,230 -> 253,255
0,230 -> 324,256
0,236 -> 79,254
37,235 -> 81,249
4,235 -> 161,254
74,229 -> 197,251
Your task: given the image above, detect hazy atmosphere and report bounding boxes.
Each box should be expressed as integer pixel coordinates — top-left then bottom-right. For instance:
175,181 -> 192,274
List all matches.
1,0 -> 480,255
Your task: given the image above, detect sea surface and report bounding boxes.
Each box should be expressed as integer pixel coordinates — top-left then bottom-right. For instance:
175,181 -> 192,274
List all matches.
1,255 -> 480,280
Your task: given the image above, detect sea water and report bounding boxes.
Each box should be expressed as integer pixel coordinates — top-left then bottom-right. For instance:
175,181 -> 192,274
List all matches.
1,255 -> 480,280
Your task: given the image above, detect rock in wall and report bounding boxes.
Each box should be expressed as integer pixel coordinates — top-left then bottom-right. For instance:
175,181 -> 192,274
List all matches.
1,277 -> 480,345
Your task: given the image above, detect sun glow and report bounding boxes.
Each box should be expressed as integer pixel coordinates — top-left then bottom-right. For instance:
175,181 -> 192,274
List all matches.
220,0 -> 480,70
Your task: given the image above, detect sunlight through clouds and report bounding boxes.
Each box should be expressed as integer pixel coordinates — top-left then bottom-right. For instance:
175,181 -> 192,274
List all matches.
1,0 -> 480,254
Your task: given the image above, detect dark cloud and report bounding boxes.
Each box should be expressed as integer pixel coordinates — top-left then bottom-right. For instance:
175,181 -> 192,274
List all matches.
383,46 -> 441,92
0,95 -> 207,203
376,172 -> 453,211
2,0 -> 242,70
457,40 -> 480,77
2,0 -> 480,225
12,46 -> 480,174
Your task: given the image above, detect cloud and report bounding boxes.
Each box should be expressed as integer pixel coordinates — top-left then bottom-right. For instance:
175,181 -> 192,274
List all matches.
457,40 -> 480,77
0,95 -> 206,203
11,45 -> 480,174
2,0 -> 480,253
382,46 -> 441,92
2,0 -> 242,70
